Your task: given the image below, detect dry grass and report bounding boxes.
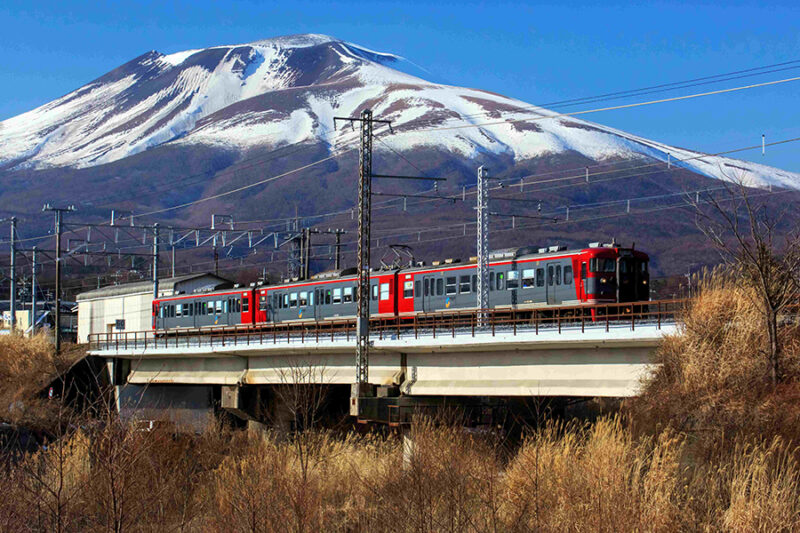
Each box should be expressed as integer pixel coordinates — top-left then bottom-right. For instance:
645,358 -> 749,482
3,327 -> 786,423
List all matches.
630,274 -> 800,449
2,275 -> 800,531
2,416 -> 798,532
0,333 -> 86,430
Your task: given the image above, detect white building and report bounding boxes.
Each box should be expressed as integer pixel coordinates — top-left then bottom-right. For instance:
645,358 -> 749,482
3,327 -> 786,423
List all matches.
76,274 -> 230,343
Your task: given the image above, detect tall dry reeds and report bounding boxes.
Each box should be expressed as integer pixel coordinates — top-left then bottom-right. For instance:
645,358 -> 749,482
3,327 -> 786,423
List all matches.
2,274 -> 800,531
631,273 -> 800,447
1,412 -> 799,531
0,332 -> 85,431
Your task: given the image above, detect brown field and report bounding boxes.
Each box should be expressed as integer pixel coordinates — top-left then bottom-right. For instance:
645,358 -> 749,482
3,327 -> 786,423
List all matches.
2,278 -> 800,532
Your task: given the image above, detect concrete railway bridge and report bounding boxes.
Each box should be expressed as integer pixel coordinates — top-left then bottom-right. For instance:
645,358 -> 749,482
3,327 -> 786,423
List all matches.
88,300 -> 681,427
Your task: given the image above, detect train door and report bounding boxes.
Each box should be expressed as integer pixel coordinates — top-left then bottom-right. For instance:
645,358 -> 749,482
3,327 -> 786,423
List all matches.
377,273 -> 396,316
422,275 -> 433,312
546,263 -> 557,305
579,261 -> 588,301
398,273 -> 415,316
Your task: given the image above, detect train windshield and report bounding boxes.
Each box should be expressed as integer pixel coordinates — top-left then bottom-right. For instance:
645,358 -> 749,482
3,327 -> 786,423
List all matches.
590,258 -> 616,273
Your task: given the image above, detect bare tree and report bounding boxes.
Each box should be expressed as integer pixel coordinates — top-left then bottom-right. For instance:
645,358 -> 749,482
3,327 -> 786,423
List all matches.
691,172 -> 800,386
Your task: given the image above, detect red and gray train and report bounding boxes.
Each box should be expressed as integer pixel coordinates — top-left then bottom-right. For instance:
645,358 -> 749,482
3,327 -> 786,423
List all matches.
152,242 -> 650,330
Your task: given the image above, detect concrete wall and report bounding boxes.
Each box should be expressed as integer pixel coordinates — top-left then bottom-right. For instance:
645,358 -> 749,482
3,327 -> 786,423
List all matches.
77,274 -> 229,344
78,292 -> 153,343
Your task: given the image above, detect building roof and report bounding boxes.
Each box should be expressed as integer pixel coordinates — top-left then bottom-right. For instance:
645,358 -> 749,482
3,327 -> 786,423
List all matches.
76,273 -> 231,301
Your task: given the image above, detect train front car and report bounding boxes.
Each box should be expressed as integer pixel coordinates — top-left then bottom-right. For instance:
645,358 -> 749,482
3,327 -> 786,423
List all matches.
578,243 -> 649,304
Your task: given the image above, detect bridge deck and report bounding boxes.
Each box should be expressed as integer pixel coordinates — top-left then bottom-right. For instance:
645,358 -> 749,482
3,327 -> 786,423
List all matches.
90,302 -> 680,398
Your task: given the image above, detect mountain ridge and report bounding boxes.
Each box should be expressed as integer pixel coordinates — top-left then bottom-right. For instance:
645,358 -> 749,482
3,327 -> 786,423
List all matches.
1,33 -> 798,192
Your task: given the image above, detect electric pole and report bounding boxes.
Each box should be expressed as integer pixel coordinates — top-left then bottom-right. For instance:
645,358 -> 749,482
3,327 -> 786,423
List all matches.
9,217 -> 16,332
153,224 -> 159,299
31,246 -> 37,334
334,109 -> 444,417
477,167 -> 489,326
43,204 -> 76,353
333,229 -> 346,270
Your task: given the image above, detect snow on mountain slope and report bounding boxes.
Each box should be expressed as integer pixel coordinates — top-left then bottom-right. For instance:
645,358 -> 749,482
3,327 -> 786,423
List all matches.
1,33 -> 798,191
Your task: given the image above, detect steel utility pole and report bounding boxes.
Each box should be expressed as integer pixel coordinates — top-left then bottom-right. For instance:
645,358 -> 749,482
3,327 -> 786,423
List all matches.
31,246 -> 37,334
477,167 -> 489,327
334,109 -> 444,417
43,204 -> 76,353
153,224 -> 159,299
333,229 -> 346,270
9,217 -> 16,332
211,214 -> 233,277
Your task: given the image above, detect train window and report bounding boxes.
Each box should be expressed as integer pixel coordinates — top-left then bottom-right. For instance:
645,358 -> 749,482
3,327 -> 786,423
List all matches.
547,266 -> 554,286
424,279 -> 429,296
507,271 -> 519,290
581,263 -> 587,280
299,292 -> 308,306
472,275 -> 477,293
490,272 -> 495,290
414,281 -> 420,298
371,285 -> 378,301
243,297 -> 249,312
310,291 -> 315,306
556,265 -> 562,285
343,287 -> 353,303
446,277 -> 457,295
204,302 -> 210,315
496,273 -> 505,291
323,290 -> 330,305
281,294 -> 288,308
639,261 -> 648,273
259,295 -> 268,311
591,258 -> 616,273
522,269 -> 536,288
456,276 -> 468,295
176,304 -> 182,317
289,293 -> 298,307
380,283 -> 390,301
564,266 -> 573,284
436,278 -> 443,295
216,300 -> 223,314
536,268 -> 544,287
333,288 -> 342,304
404,281 -> 414,298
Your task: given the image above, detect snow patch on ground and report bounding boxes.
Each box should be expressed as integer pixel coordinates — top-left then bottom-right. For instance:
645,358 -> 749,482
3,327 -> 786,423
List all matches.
161,49 -> 201,66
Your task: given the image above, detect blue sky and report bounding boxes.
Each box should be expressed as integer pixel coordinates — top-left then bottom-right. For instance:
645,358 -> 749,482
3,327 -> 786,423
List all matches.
2,0 -> 799,171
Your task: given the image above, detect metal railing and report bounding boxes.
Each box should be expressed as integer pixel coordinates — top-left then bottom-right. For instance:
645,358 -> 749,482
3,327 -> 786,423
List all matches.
88,299 -> 684,352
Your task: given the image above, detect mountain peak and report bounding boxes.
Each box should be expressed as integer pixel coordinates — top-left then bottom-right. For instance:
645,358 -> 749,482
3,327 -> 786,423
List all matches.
0,34 -> 798,192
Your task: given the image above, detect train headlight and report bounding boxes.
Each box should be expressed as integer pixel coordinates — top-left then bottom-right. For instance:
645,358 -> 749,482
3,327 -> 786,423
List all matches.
600,278 -> 607,284
642,280 -> 648,285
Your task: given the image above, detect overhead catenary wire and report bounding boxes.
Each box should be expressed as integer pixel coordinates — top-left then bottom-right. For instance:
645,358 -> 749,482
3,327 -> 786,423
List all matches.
5,70 -> 800,274
7,69 -> 800,246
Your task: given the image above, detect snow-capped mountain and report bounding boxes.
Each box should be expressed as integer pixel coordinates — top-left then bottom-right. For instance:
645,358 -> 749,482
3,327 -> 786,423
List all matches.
1,33 -> 798,190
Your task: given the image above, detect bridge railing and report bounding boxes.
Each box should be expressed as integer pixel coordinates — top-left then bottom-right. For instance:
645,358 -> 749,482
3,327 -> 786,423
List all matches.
88,299 -> 684,352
